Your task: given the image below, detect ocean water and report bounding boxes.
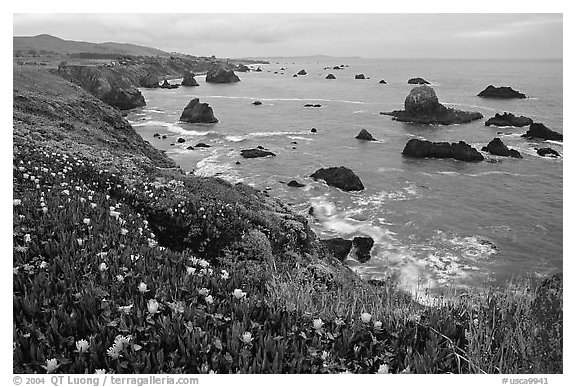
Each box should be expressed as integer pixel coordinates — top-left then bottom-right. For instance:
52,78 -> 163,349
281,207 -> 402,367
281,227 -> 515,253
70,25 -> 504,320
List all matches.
127,58 -> 563,295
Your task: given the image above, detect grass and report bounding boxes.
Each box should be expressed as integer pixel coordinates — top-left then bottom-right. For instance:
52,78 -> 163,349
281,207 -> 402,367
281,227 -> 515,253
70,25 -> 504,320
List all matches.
12,139 -> 562,374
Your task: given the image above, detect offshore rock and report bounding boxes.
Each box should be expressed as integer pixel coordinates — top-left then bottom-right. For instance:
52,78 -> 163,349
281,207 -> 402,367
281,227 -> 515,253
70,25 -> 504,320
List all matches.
481,138 -> 522,158
179,98 -> 218,123
402,139 -> 484,162
478,85 -> 526,99
352,236 -> 374,263
240,148 -> 276,158
321,238 -> 352,261
485,112 -> 533,127
522,123 -> 563,141
408,77 -> 430,84
536,147 -> 560,158
326,74 -> 336,79
206,66 -> 240,83
181,72 -> 199,87
310,166 -> 364,192
381,85 -> 483,125
355,129 -> 376,141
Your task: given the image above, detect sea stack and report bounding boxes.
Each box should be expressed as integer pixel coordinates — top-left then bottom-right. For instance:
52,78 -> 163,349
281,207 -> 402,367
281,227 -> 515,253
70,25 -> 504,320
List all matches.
485,112 -> 533,127
179,98 -> 218,123
206,66 -> 240,83
310,166 -> 364,192
522,123 -> 563,141
356,129 -> 376,141
181,72 -> 199,87
381,85 -> 483,125
478,85 -> 526,99
481,138 -> 522,158
402,139 -> 484,162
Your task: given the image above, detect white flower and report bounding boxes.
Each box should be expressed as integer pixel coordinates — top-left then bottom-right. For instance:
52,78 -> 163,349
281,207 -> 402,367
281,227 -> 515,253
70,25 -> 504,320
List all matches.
205,295 -> 214,304
360,312 -> 372,324
109,211 -> 120,219
334,317 -> 345,326
377,364 -> 390,374
90,203 -> 97,209
116,275 -> 124,283
198,259 -> 210,268
186,267 -> 196,276
320,350 -> 329,361
94,369 -> 107,374
62,189 -> 70,196
220,270 -> 230,280
77,238 -> 84,246
120,228 -> 128,235
198,288 -> 209,296
240,332 -> 253,344
13,199 -> 21,206
83,218 -> 91,225
42,207 -> 48,214
39,261 -> 48,269
313,318 -> 324,330
233,289 -> 247,299
118,304 -> 133,314
374,321 -> 383,330
147,299 -> 159,314
107,345 -> 121,359
24,234 -> 31,243
76,339 -> 89,353
99,262 -> 108,272
114,335 -> 131,350
80,197 -> 86,203
45,358 -> 59,373
138,282 -> 149,293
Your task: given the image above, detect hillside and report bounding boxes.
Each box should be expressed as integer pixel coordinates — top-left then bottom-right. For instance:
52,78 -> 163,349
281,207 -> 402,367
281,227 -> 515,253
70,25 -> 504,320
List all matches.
14,34 -> 169,57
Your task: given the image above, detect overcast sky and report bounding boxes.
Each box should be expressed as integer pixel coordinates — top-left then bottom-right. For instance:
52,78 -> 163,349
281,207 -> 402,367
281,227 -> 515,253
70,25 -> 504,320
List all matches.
13,13 -> 562,59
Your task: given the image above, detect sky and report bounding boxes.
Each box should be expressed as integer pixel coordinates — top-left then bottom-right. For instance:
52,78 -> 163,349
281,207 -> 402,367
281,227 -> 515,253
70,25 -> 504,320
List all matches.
12,13 -> 563,60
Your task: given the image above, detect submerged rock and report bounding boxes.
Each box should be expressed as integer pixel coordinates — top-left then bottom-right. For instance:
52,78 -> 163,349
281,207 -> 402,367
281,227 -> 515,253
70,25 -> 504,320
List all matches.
181,72 -> 199,87
310,166 -> 364,191
381,85 -> 483,125
240,148 -> 276,158
322,238 -> 352,261
287,180 -> 306,188
206,66 -> 240,83
352,236 -> 374,263
179,98 -> 218,123
481,138 -> 522,158
311,128 -> 317,133
402,138 -> 484,162
536,147 -> 560,158
326,74 -> 336,79
478,85 -> 526,99
408,77 -> 430,85
194,142 -> 211,148
252,101 -> 262,105
485,112 -> 533,127
522,123 -> 563,141
355,129 -> 376,141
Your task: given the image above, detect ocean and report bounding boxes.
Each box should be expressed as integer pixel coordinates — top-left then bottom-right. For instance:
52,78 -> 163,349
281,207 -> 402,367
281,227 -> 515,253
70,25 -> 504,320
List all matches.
127,57 -> 563,295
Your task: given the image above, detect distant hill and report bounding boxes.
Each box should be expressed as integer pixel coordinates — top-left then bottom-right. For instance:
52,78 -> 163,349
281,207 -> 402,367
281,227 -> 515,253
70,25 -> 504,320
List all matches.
13,34 -> 169,57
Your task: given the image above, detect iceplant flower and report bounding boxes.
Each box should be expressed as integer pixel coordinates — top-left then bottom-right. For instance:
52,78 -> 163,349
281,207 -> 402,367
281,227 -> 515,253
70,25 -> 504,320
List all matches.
147,299 -> 159,314
76,339 -> 89,353
44,358 -> 59,373
205,295 -> 214,305
233,289 -> 247,299
23,234 -> 31,244
198,288 -> 209,296
99,262 -> 108,272
312,318 -> 324,331
374,321 -> 383,330
137,282 -> 149,293
120,228 -> 128,236
360,312 -> 372,324
240,332 -> 253,345
13,199 -> 21,206
220,270 -> 230,280
83,218 -> 91,225
94,369 -> 107,374
186,267 -> 196,276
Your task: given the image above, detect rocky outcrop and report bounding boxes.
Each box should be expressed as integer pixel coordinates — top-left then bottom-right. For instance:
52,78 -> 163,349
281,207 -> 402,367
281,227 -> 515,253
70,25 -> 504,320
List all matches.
287,180 -> 305,188
304,104 -> 322,108
179,98 -> 218,123
478,85 -> 526,99
485,112 -> 533,127
297,69 -> 307,76
379,80 -> 387,84
252,101 -> 262,105
522,123 -> 562,141
408,77 -> 430,85
352,237 -> 374,263
536,148 -> 560,158
206,66 -> 240,83
240,148 -> 276,158
195,143 -> 211,148
322,238 -> 352,261
181,72 -> 199,87
57,64 -> 145,110
481,138 -> 522,158
310,166 -> 364,192
140,72 -> 160,88
235,64 -> 250,72
402,139 -> 484,161
381,85 -> 483,125
355,74 -> 366,79
355,129 -> 376,141
326,74 -> 336,79
160,80 -> 179,89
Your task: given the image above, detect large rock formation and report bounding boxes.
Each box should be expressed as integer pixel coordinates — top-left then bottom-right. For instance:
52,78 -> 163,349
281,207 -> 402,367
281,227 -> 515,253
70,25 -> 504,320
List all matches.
485,112 -> 533,127
140,73 -> 160,88
326,74 -> 336,79
160,80 -> 179,89
352,236 -> 374,263
355,129 -> 376,141
481,138 -> 522,158
235,64 -> 250,72
478,85 -> 526,99
408,77 -> 430,85
179,98 -> 218,123
522,123 -> 562,141
57,64 -> 145,110
355,74 -> 366,79
381,85 -> 483,125
240,148 -> 276,158
402,139 -> 484,162
181,72 -> 199,87
322,238 -> 352,261
206,66 -> 240,83
536,148 -> 560,158
310,166 -> 364,192
297,69 -> 307,76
